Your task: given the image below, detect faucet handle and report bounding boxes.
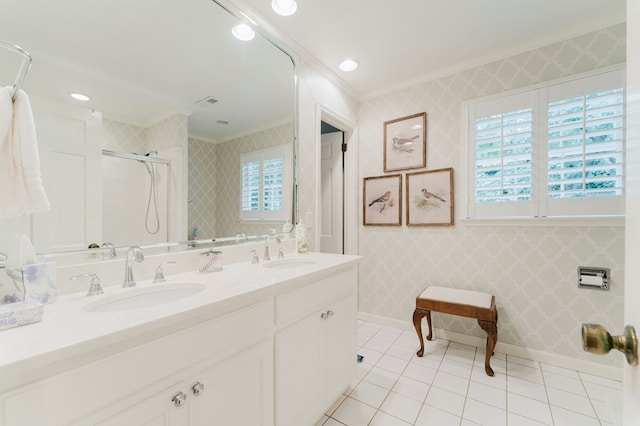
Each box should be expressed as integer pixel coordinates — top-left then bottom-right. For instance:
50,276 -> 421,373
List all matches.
153,261 -> 177,283
251,249 -> 260,264
101,242 -> 116,259
278,247 -> 285,259
70,273 -> 104,297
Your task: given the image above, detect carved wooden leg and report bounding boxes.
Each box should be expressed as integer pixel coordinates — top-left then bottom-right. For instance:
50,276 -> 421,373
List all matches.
478,319 -> 498,377
425,310 -> 433,341
413,309 -> 427,357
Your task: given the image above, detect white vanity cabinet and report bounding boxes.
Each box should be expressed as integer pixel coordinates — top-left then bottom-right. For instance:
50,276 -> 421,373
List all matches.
95,339 -> 273,426
275,267 -> 357,426
0,255 -> 359,426
2,300 -> 274,426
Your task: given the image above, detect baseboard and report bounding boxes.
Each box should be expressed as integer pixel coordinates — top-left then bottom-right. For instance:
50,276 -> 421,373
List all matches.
358,312 -> 622,381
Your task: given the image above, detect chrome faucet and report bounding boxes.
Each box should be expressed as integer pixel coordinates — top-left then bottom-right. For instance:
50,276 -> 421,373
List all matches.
264,234 -> 281,261
70,273 -> 104,296
153,261 -> 177,283
123,246 -> 144,288
101,242 -> 116,259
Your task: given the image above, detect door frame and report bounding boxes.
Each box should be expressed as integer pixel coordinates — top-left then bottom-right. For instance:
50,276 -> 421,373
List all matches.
315,104 -> 358,255
624,0 -> 640,421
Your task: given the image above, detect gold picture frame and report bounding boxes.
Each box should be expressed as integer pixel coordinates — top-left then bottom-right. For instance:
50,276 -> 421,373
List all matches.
406,167 -> 454,226
383,112 -> 427,172
363,174 -> 402,226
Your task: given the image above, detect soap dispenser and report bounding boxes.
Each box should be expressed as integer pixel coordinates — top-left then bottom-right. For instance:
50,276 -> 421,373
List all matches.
295,223 -> 308,254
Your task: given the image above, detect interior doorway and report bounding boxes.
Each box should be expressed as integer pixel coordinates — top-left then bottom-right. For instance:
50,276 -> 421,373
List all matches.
320,121 -> 344,254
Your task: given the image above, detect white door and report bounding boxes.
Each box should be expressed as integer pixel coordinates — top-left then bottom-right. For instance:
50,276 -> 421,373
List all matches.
320,131 -> 343,254
624,1 -> 640,423
30,96 -> 103,253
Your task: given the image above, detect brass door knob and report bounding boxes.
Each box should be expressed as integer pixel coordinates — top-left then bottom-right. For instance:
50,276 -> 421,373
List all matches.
582,323 -> 638,366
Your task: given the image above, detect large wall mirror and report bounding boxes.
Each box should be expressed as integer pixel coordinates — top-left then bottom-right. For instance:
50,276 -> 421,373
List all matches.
0,0 -> 296,258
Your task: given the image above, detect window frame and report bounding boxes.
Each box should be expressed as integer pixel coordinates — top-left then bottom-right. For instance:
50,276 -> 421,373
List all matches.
463,66 -> 625,222
239,144 -> 292,222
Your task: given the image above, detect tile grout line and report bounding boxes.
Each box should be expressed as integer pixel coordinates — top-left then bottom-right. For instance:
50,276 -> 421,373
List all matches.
577,369 -> 605,425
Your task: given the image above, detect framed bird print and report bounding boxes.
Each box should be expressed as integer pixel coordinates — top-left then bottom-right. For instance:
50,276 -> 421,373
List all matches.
383,112 -> 427,172
406,167 -> 454,226
363,174 -> 402,226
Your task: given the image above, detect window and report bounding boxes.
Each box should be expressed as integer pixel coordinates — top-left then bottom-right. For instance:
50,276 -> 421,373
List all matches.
240,144 -> 292,221
467,69 -> 624,219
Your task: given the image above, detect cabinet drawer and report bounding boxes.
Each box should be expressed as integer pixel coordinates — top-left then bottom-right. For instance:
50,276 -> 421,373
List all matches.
2,299 -> 274,426
276,267 -> 356,325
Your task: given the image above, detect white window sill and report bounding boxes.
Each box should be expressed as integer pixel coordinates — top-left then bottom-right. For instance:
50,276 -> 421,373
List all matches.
460,216 -> 624,227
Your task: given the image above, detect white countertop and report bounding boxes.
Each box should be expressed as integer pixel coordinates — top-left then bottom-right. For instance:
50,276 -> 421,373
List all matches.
0,252 -> 360,394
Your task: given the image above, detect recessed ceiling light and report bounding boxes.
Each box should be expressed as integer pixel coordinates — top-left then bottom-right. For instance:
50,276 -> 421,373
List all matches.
339,59 -> 358,72
69,92 -> 91,101
232,24 -> 255,41
272,0 -> 297,16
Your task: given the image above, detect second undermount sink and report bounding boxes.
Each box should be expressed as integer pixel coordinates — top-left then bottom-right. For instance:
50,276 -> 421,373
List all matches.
262,257 -> 317,269
83,282 -> 205,313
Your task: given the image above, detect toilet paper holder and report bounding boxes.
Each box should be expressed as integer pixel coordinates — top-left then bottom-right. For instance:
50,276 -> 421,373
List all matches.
577,266 -> 610,290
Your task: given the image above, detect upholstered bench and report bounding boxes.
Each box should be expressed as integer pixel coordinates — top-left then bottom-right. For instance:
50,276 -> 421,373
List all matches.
412,286 -> 498,376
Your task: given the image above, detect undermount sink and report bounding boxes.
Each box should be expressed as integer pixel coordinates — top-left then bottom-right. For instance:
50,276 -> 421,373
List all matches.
83,283 -> 205,312
262,257 -> 317,269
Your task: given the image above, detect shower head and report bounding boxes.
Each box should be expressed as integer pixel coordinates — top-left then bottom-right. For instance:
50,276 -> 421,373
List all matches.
133,151 -> 156,175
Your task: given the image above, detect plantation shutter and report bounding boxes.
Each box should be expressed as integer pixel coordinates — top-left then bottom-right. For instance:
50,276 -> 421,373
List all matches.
542,70 -> 625,216
240,152 -> 262,219
240,144 -> 291,221
467,68 -> 624,219
468,90 -> 539,218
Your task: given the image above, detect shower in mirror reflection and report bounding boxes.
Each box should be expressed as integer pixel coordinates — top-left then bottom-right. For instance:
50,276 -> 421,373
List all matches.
101,150 -> 171,247
136,151 -> 160,235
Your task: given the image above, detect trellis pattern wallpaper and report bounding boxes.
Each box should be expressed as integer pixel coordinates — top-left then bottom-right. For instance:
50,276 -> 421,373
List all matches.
355,24 -> 626,367
187,123 -> 293,240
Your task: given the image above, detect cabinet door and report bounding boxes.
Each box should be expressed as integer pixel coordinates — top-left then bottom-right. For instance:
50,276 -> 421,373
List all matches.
275,312 -> 322,426
324,291 -> 357,403
189,339 -> 273,426
95,385 -> 188,426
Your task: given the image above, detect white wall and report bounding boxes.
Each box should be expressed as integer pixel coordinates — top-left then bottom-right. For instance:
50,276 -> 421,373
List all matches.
296,62 -> 359,249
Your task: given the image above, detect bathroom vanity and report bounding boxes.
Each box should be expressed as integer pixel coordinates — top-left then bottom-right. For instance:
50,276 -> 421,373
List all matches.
0,252 -> 359,426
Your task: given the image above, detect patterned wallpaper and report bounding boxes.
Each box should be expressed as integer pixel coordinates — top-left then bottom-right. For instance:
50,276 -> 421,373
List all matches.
187,123 -> 293,239
354,24 -> 626,367
188,137 -> 218,239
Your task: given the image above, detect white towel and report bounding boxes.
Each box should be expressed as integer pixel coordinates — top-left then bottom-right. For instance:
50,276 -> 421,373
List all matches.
0,86 -> 50,218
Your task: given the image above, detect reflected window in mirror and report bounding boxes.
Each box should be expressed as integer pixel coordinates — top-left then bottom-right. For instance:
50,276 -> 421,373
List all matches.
240,144 -> 292,222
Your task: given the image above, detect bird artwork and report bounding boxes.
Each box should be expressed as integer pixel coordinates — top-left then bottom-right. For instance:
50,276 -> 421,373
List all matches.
368,190 -> 391,213
415,188 -> 446,209
391,135 -> 419,153
421,188 -> 446,203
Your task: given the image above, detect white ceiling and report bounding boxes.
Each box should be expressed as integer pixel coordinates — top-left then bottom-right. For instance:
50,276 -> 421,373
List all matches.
0,0 -> 294,142
240,0 -> 626,99
0,0 -> 626,141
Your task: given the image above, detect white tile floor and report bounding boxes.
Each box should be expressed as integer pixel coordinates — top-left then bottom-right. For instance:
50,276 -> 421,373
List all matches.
316,320 -> 623,426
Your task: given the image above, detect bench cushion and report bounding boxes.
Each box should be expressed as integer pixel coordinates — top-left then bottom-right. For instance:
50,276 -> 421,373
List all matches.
418,286 -> 492,309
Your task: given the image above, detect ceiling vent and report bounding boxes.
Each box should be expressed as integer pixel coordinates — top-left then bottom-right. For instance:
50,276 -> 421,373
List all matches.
195,96 -> 219,107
